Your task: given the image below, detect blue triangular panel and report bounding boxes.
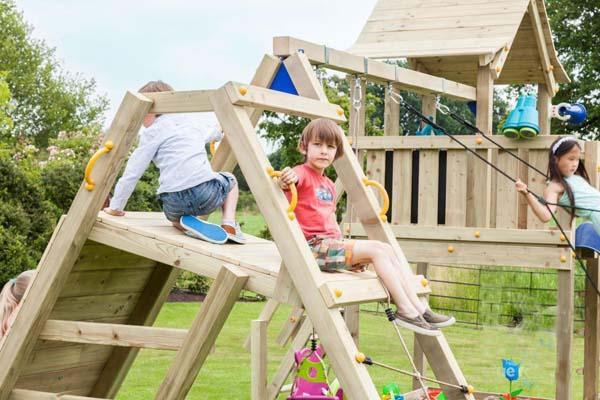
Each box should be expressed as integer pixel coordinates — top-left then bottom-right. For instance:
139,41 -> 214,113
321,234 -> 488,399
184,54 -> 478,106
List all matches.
269,63 -> 298,96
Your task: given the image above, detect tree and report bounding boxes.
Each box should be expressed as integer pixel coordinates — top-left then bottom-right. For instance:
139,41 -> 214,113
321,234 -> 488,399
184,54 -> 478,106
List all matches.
0,0 -> 108,146
547,0 -> 599,138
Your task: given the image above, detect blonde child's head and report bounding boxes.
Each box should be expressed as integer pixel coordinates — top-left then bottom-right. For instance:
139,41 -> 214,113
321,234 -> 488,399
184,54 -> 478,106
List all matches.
298,118 -> 345,162
138,80 -> 174,93
0,270 -> 36,337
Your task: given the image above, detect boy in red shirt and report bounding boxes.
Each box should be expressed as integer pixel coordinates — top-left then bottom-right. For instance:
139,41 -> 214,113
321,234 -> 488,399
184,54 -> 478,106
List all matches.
278,118 -> 454,336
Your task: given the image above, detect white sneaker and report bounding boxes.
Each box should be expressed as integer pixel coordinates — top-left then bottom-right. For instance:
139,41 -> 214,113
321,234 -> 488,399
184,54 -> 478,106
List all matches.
221,222 -> 246,244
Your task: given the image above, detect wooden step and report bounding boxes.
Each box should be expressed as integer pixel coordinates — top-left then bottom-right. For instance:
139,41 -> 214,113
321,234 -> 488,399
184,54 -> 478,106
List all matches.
10,389 -> 106,400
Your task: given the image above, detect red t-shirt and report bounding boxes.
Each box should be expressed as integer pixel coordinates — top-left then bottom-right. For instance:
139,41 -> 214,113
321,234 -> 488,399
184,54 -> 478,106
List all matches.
285,164 -> 341,240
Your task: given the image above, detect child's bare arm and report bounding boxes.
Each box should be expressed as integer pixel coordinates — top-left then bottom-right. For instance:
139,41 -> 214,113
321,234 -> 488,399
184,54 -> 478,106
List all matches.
278,167 -> 298,190
517,179 -> 561,222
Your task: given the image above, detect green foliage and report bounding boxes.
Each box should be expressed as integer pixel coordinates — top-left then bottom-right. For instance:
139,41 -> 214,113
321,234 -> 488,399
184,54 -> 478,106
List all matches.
175,271 -> 212,294
547,0 -> 600,138
0,0 -> 108,146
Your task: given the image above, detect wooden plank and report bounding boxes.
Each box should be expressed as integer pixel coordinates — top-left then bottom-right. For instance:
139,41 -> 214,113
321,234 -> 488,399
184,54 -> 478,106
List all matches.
354,134 -> 582,150
273,36 -> 477,101
494,149 -> 520,228
445,150 -> 468,226
537,83 -> 552,135
10,389 -> 104,400
366,150 -> 387,206
584,142 -> 600,190
89,264 -> 180,398
283,52 -> 328,101
48,293 -> 140,322
466,149 -> 491,228
584,257 -> 600,400
39,320 -> 187,351
344,305 -> 360,346
0,91 -> 152,400
526,150 -> 549,229
59,268 -> 154,298
223,82 -> 346,123
384,84 -> 401,137
528,0 -> 557,95
211,54 -> 280,174
555,268 -> 574,400
276,307 -> 304,346
15,362 -> 105,397
144,90 -> 214,113
418,150 -> 439,225
211,88 -> 382,399
348,223 -> 569,245
155,265 -> 248,400
413,263 -> 429,391
251,320 -> 268,400
272,263 -> 302,307
392,150 -> 413,224
21,343 -> 112,377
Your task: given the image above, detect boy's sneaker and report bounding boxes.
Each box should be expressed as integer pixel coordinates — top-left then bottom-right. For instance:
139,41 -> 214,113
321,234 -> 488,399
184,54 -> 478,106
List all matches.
394,312 -> 440,336
221,222 -> 246,244
423,309 -> 456,328
180,215 -> 228,244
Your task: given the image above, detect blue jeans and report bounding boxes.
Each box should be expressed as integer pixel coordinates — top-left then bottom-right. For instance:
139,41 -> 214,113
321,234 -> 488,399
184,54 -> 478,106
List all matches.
159,172 -> 236,222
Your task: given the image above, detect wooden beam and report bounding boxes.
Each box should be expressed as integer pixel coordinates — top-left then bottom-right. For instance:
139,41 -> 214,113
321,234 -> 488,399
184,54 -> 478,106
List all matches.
538,83 -> 552,135
413,263 -> 429,391
90,263 -> 180,398
276,307 -> 304,346
528,0 -> 557,95
0,91 -> 153,400
39,320 -> 187,351
155,264 -> 248,400
352,135 -> 582,151
9,389 -> 104,400
144,90 -> 215,113
223,82 -> 346,123
243,299 -> 280,351
584,257 -> 600,400
273,36 -> 477,101
251,319 -> 268,400
283,52 -> 328,102
555,268 -> 574,400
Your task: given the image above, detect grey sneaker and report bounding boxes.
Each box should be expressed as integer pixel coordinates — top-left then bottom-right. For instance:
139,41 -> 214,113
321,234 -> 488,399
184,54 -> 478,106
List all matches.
423,309 -> 456,328
221,222 -> 246,244
394,312 -> 440,336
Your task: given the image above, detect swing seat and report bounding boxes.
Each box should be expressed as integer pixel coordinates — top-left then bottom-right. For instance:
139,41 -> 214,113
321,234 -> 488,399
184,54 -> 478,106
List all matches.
576,221 -> 600,254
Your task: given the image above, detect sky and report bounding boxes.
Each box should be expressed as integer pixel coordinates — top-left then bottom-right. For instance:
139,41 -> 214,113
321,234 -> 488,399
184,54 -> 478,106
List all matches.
17,0 -> 377,129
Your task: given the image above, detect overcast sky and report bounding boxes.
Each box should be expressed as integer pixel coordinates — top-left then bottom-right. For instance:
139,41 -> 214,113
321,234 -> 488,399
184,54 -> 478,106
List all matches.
17,0 -> 376,128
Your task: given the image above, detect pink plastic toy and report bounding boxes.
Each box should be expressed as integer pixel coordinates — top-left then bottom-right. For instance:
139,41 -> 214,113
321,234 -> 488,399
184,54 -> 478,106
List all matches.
287,343 -> 344,400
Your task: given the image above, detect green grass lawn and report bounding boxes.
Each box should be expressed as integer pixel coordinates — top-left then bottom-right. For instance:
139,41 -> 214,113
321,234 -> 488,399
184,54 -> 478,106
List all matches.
118,302 -> 585,399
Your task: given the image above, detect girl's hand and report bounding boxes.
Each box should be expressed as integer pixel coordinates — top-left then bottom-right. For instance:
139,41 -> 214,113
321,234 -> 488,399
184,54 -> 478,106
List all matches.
515,178 -> 528,194
278,167 -> 298,190
103,207 -> 125,216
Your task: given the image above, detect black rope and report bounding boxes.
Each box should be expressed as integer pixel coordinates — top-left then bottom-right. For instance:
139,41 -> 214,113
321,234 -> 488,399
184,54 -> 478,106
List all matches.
396,96 -> 600,298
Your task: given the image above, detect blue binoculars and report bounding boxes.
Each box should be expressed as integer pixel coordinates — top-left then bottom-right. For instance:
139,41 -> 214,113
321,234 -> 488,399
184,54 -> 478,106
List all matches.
503,94 -> 539,139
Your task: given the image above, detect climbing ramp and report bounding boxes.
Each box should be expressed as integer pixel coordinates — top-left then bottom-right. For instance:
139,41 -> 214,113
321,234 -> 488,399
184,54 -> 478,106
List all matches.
0,51 -> 474,400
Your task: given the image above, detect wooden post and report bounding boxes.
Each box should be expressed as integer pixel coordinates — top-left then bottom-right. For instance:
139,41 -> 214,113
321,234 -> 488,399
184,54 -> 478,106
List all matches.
555,267 -> 574,400
244,298 -> 280,351
155,265 -> 248,400
538,83 -> 552,136
344,305 -> 360,346
413,262 -> 429,391
0,92 -> 153,400
584,257 -> 600,400
251,319 -> 268,400
467,66 -> 493,228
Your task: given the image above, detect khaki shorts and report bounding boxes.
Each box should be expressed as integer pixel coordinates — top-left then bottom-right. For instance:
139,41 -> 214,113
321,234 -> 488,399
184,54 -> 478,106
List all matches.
307,236 -> 367,272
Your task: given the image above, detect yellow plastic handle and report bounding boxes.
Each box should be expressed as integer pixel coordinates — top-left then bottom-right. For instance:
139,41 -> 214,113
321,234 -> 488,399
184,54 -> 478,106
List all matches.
363,177 -> 389,222
84,141 -> 114,191
267,166 -> 297,220
209,141 -> 217,156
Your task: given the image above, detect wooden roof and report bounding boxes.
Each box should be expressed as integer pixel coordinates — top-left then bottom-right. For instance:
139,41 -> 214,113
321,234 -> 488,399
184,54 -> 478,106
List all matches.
349,0 -> 569,86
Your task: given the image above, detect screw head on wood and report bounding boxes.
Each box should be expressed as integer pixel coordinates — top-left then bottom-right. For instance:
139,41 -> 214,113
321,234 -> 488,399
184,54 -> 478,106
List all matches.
474,231 -> 481,238
421,278 -> 429,287
447,245 -> 455,253
334,288 -> 343,298
239,86 -> 248,95
475,137 -> 483,145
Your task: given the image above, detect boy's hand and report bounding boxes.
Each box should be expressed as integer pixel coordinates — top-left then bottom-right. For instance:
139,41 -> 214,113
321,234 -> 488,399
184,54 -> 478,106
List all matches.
515,178 -> 528,194
278,167 -> 298,190
103,207 -> 125,216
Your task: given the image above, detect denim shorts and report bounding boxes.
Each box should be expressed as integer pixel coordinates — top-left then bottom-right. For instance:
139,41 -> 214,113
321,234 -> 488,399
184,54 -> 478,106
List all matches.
159,172 -> 236,222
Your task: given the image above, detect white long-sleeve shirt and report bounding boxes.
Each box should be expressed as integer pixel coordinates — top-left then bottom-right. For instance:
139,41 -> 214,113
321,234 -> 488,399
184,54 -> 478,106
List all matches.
109,114 -> 223,211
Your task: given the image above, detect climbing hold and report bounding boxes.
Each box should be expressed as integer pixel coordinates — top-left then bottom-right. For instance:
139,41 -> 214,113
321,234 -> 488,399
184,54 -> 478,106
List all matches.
421,278 -> 428,287
336,107 -> 344,117
467,385 -> 475,394
560,255 -> 567,263
475,136 -> 483,145
560,234 -> 566,242
548,65 -> 555,72
334,288 -> 343,298
355,352 -> 366,363
572,251 -> 577,257
289,316 -> 297,323
505,45 -> 510,52
496,66 -> 501,74
447,245 -> 455,253
239,86 -> 248,95
474,231 -> 481,238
